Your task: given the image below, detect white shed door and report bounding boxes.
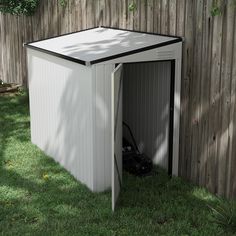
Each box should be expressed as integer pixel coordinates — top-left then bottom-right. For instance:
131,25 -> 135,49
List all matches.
111,63 -> 123,211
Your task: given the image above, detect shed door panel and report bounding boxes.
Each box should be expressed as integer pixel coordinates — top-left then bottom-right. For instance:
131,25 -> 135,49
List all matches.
112,63 -> 123,211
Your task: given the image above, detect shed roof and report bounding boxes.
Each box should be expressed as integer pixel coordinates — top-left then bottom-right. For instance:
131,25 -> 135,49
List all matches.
25,27 -> 182,66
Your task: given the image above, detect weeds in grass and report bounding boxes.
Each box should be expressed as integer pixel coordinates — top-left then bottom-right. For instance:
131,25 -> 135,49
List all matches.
208,198 -> 236,234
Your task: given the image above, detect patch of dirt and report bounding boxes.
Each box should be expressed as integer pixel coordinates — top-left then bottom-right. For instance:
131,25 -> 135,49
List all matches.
0,83 -> 21,95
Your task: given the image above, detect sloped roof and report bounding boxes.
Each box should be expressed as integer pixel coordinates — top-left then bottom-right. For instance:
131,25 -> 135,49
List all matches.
25,27 -> 182,65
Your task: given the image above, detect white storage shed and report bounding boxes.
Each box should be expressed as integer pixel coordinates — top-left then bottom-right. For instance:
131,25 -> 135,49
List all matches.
25,27 -> 182,210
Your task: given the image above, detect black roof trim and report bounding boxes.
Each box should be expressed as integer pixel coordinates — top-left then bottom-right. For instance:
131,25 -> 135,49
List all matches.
90,38 -> 182,65
25,44 -> 86,66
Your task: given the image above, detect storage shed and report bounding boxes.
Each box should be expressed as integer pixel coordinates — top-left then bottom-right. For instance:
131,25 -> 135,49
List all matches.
25,27 -> 182,210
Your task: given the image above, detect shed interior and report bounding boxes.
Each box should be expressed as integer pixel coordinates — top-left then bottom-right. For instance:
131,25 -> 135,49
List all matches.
122,61 -> 171,171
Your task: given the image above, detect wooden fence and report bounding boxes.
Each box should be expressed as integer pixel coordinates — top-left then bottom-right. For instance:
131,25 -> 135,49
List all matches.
0,0 -> 236,199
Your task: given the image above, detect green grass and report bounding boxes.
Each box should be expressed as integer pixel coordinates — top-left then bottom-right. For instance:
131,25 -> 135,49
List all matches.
0,92 -> 233,235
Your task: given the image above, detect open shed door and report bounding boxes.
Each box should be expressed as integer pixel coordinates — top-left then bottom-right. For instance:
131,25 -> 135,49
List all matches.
111,64 -> 123,211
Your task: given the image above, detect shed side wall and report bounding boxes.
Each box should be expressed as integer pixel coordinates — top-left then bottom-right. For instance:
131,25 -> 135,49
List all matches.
27,49 -> 94,190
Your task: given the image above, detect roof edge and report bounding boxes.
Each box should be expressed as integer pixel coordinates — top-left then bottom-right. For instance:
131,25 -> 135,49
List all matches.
90,38 -> 182,65
25,44 -> 87,66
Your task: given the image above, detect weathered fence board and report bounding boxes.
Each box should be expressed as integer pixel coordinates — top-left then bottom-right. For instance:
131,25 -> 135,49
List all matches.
0,0 -> 235,199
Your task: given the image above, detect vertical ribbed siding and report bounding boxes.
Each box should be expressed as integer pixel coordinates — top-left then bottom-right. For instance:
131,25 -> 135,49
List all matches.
92,64 -> 115,192
123,61 -> 171,170
27,49 -> 94,190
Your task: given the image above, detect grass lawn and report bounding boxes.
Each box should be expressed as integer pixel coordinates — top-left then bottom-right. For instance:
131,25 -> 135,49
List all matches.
0,92 -> 232,235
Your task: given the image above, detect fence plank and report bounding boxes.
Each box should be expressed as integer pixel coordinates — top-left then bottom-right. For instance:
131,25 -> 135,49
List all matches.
180,0 -> 194,180
189,0 -> 203,185
169,0 -> 176,35
218,3 -> 235,196
153,0 -> 161,33
198,0 -> 212,187
111,0 -> 119,27
207,7 -> 223,194
133,0 -> 140,31
161,0 -> 169,34
228,11 -> 236,198
146,0 -> 154,32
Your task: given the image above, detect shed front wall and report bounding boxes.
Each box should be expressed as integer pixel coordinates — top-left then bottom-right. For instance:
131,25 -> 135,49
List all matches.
27,49 -> 94,190
94,43 -> 181,182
